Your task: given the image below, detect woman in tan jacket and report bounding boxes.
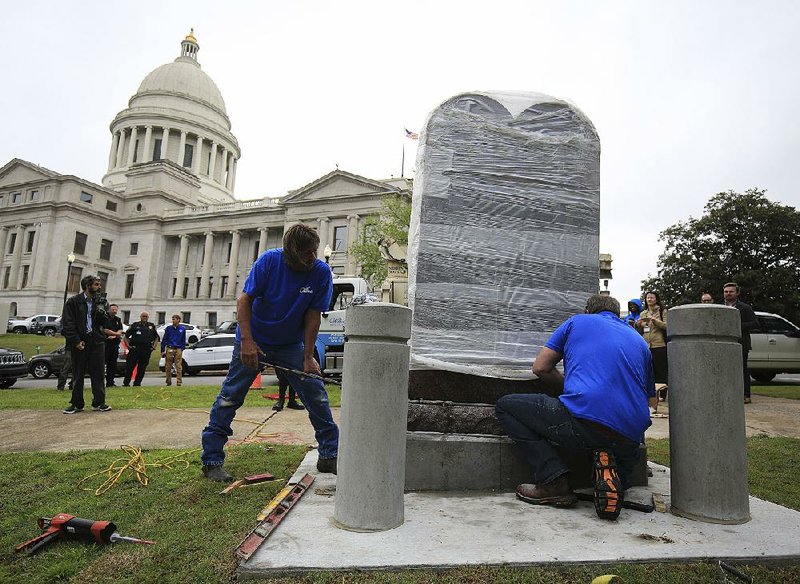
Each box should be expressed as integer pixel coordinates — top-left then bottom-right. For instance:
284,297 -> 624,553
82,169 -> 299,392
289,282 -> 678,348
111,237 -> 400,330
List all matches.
637,291 -> 668,401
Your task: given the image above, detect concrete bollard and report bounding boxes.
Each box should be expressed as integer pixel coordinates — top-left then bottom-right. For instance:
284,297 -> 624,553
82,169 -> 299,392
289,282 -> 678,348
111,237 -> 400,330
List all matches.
667,304 -> 750,524
333,302 -> 412,532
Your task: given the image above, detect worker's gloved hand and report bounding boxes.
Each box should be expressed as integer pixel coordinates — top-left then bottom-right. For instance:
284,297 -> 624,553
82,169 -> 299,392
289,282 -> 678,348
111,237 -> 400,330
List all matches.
303,355 -> 322,376
240,338 -> 264,370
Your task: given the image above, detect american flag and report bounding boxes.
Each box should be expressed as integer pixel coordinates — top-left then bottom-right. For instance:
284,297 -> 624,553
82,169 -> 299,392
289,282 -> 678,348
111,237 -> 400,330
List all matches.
404,128 -> 419,140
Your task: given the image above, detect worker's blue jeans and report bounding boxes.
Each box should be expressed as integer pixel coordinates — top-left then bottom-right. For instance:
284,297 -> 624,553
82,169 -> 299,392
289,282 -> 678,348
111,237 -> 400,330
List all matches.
201,341 -> 339,466
496,393 -> 640,489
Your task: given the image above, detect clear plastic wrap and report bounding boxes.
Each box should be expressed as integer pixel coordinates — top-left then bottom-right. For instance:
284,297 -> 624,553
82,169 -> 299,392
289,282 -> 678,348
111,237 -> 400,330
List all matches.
407,91 -> 600,379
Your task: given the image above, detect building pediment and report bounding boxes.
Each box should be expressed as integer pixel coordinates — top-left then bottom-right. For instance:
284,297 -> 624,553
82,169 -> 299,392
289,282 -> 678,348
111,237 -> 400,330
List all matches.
0,158 -> 61,188
282,169 -> 400,204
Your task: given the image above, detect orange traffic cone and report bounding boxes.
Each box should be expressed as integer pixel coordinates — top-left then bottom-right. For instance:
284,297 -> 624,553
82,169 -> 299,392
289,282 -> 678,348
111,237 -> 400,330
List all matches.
131,364 -> 138,381
250,372 -> 262,389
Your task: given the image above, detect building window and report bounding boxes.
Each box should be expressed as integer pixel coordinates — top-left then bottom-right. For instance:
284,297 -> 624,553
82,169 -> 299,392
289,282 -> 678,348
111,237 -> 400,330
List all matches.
130,242 -> 139,255
207,312 -> 217,329
156,311 -> 166,325
226,241 -> 233,263
220,276 -> 228,298
333,226 -> 348,251
68,266 -> 83,293
195,277 -> 202,298
122,310 -> 130,324
100,239 -> 113,261
106,200 -> 117,212
73,232 -> 87,255
25,231 -> 35,253
171,278 -> 177,296
30,190 -> 40,202
252,240 -> 259,262
332,265 -> 345,276
183,143 -> 194,167
80,191 -> 93,204
3,267 -> 10,289
12,192 -> 21,204
124,274 -> 135,298
181,311 -> 191,324
7,233 -> 16,254
21,265 -> 30,288
182,277 -> 189,297
97,271 -> 108,292
199,243 -> 204,265
153,138 -> 162,161
208,277 -> 214,298
133,139 -> 140,163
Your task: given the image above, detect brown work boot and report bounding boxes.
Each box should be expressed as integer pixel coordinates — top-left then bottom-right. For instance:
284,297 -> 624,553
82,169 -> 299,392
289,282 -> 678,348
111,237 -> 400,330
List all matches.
516,474 -> 577,507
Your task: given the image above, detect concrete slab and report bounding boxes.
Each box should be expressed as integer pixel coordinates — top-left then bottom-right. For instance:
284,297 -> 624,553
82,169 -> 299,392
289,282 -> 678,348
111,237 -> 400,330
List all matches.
239,451 -> 800,578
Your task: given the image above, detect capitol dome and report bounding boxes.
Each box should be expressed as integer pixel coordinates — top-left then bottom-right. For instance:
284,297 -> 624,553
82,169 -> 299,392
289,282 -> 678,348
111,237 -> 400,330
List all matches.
102,30 -> 240,204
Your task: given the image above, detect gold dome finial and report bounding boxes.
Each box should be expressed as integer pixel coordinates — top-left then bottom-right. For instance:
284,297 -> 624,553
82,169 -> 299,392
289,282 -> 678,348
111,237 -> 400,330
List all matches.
185,28 -> 197,43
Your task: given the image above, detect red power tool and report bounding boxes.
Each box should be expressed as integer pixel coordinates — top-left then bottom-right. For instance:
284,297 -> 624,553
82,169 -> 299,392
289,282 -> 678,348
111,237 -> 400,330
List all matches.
15,514 -> 155,555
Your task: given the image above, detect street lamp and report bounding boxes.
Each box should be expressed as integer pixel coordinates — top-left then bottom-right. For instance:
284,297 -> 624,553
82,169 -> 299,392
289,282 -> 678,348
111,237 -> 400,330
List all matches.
62,252 -> 76,305
323,244 -> 333,265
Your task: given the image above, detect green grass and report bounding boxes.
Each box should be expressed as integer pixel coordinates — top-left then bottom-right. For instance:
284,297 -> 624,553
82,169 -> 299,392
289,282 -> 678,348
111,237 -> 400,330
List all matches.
647,435 -> 800,511
0,333 -> 64,359
1,439 -> 799,583
751,385 -> 800,399
0,383 -> 342,410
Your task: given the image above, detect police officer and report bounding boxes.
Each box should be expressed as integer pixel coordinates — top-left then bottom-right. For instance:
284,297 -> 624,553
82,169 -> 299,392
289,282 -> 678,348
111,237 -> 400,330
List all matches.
103,303 -> 124,387
123,311 -> 159,387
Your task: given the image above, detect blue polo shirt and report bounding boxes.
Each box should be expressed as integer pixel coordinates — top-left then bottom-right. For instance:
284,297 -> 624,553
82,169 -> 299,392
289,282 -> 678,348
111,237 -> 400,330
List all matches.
545,311 -> 655,442
240,248 -> 333,347
161,324 -> 187,351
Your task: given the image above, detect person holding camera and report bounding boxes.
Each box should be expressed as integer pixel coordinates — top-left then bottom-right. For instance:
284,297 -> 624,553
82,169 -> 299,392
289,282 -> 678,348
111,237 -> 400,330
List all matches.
123,312 -> 159,387
61,275 -> 112,414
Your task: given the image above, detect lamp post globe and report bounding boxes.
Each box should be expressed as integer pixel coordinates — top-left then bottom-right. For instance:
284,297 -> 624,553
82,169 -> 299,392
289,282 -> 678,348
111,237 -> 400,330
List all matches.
63,253 -> 76,305
324,245 -> 333,265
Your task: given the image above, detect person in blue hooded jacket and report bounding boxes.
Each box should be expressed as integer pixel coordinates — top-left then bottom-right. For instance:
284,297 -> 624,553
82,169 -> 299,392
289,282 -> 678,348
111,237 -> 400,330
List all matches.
623,298 -> 643,327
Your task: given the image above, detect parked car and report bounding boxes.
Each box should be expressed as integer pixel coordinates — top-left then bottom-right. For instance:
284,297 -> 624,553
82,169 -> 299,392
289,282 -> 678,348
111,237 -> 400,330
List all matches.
7,314 -> 60,334
215,320 -> 238,334
155,323 -> 203,345
32,316 -> 62,337
158,333 -> 236,376
28,344 -> 128,379
0,347 -> 28,388
748,311 -> 800,382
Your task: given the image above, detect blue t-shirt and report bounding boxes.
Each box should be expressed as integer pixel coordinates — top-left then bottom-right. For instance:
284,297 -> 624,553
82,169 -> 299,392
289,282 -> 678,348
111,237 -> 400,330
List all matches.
239,248 -> 333,347
545,311 -> 655,442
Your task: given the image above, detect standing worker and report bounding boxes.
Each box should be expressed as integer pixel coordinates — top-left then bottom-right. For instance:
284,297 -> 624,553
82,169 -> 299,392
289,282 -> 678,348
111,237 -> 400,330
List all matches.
161,314 -> 187,386
103,303 -> 124,388
61,275 -> 112,413
123,312 -> 159,387
200,224 -> 339,482
723,282 -> 759,404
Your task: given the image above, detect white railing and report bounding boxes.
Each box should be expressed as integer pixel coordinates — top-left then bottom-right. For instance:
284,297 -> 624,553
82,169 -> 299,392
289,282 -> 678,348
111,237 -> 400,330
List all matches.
164,197 -> 281,217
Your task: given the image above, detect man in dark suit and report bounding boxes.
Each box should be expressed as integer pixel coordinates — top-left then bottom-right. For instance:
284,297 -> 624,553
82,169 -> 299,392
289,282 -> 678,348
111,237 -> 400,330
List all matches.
61,275 -> 112,413
723,282 -> 760,404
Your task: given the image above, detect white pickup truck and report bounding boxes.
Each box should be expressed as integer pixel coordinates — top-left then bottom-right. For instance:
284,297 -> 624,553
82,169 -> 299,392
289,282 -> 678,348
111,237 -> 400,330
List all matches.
317,276 -> 371,376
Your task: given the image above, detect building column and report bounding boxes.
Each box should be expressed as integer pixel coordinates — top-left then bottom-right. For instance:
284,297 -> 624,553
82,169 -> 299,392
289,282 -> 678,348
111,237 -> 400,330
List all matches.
143,125 -> 153,163
108,132 -> 120,171
226,230 -> 240,299
27,223 -> 42,287
209,142 -> 218,182
347,214 -> 361,274
193,135 -> 204,175
199,231 -> 214,298
317,217 -> 330,259
8,224 -> 25,289
115,129 -> 126,168
0,226 -> 9,274
230,158 -> 238,192
178,131 -> 187,167
225,152 -> 234,189
175,234 -> 189,299
257,227 -> 269,257
161,127 -> 171,162
220,147 -> 228,186
126,126 -> 139,166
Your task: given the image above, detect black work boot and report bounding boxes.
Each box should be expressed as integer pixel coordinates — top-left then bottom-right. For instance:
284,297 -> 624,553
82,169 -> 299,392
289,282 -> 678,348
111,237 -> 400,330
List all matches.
316,457 -> 337,474
593,449 -> 623,520
286,401 -> 305,410
516,474 -> 577,506
202,465 -> 234,482
272,398 -> 285,411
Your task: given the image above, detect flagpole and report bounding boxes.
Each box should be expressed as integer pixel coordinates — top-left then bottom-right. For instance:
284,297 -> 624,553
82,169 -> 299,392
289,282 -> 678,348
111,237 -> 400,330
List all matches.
401,142 -> 405,178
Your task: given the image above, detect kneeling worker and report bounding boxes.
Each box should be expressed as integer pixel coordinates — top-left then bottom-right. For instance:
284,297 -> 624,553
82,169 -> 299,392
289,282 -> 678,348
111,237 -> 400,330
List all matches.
496,294 -> 655,519
200,224 -> 339,482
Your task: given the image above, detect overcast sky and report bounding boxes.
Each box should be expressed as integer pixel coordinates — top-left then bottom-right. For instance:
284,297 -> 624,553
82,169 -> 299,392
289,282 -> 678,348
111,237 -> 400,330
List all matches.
2,1 -> 798,301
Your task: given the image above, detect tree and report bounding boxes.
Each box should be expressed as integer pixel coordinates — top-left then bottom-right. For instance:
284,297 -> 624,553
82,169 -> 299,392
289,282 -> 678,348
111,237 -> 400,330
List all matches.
642,189 -> 800,324
349,195 -> 412,286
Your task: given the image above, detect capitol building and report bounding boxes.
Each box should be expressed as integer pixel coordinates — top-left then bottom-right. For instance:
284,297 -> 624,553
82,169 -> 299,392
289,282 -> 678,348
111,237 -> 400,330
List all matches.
0,32 -> 410,327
